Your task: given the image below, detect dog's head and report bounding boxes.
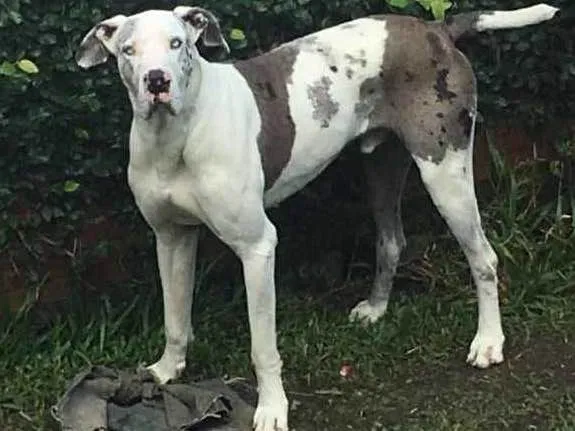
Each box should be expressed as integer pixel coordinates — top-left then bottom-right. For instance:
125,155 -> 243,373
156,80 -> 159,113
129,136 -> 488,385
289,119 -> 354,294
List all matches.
76,7 -> 229,118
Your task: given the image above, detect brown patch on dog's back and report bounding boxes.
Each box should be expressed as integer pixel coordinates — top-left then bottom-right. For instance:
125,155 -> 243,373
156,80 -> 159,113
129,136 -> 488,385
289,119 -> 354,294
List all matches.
234,46 -> 299,189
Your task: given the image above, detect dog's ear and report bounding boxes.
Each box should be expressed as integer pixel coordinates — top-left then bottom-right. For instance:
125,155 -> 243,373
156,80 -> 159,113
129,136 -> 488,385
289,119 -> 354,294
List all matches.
76,15 -> 128,69
173,6 -> 230,54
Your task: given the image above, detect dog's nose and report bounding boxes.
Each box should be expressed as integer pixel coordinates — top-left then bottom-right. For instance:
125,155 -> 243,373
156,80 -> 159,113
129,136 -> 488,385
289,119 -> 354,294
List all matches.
145,69 -> 171,95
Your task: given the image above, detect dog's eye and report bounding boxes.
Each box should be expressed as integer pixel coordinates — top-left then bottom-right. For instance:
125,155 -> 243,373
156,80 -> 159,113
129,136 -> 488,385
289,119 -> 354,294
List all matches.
122,45 -> 135,56
170,37 -> 183,49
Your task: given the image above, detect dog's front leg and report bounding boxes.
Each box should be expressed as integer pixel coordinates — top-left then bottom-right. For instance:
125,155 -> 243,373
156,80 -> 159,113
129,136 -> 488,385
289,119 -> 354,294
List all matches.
147,225 -> 199,384
238,220 -> 288,431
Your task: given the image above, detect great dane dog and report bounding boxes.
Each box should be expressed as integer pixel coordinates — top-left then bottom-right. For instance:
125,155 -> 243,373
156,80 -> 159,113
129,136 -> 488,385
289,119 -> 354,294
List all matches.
76,3 -> 558,430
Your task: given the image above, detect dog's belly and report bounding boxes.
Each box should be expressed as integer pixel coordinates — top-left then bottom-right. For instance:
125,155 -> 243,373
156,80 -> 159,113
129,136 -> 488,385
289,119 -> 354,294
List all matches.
263,131 -> 350,207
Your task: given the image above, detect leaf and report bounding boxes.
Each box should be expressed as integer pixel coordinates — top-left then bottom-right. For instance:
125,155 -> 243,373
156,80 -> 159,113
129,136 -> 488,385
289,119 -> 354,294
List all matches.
9,10 -> 23,24
74,128 -> 90,140
17,59 -> 39,74
415,0 -> 431,10
386,0 -> 411,8
229,28 -> 246,41
0,61 -> 17,77
63,180 -> 80,193
429,0 -> 452,20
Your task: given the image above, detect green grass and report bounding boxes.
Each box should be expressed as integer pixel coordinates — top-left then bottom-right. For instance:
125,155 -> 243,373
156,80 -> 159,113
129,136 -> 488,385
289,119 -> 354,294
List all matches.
2,151 -> 575,430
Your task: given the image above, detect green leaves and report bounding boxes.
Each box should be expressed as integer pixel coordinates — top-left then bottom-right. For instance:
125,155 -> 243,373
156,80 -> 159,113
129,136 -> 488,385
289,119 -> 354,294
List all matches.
386,0 -> 410,8
384,0 -> 452,20
229,28 -> 247,49
16,59 -> 39,74
0,59 -> 39,78
427,0 -> 453,20
229,28 -> 246,41
63,181 -> 80,193
0,0 -> 24,27
0,61 -> 18,77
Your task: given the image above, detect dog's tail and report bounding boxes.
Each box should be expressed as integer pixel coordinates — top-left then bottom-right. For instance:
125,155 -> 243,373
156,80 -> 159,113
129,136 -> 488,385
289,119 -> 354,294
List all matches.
445,3 -> 559,41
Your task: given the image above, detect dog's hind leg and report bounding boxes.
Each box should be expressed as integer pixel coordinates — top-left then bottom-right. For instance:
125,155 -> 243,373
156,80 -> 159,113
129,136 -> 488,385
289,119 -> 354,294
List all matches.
350,135 -> 412,324
412,112 -> 505,368
364,34 -> 505,367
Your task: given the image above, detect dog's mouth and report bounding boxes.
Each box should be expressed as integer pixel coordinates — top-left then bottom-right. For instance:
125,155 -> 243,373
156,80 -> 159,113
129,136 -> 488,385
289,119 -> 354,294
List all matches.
144,91 -> 176,117
146,91 -> 172,105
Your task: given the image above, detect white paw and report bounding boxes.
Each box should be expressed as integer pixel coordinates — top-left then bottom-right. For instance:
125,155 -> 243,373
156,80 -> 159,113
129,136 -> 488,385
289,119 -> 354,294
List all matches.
466,331 -> 505,368
147,358 -> 186,384
253,402 -> 288,431
349,299 -> 388,324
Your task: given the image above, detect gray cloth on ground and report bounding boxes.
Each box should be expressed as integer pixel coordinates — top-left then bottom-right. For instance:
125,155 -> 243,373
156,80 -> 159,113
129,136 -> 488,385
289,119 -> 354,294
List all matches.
51,365 -> 256,430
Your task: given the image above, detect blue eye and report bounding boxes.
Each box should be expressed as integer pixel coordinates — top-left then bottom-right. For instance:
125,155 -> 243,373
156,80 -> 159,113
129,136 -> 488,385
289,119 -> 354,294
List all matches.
170,37 -> 183,49
122,45 -> 135,56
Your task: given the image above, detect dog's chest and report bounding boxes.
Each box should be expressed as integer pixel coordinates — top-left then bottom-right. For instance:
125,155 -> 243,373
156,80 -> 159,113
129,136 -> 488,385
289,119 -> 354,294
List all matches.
128,166 -> 202,227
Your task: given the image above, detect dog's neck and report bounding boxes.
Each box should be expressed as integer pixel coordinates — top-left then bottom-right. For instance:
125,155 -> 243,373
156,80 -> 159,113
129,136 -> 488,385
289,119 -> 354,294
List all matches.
128,56 -> 218,171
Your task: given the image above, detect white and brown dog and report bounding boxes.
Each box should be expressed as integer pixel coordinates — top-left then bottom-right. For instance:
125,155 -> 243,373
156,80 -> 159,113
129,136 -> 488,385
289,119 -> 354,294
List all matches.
76,4 -> 559,430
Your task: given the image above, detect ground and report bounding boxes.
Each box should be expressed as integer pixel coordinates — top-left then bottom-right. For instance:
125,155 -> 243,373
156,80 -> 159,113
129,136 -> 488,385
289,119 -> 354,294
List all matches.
1,158 -> 575,430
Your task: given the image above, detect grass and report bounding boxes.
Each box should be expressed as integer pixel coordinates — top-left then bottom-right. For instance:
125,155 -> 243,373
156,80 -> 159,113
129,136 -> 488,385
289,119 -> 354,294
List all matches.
1,149 -> 575,430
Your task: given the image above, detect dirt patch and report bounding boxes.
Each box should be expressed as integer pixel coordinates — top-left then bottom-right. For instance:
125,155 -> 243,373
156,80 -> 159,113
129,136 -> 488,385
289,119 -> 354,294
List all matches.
289,334 -> 575,430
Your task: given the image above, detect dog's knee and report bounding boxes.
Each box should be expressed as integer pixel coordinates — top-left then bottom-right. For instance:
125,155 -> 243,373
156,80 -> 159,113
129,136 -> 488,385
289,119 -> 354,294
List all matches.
236,220 -> 278,259
469,241 -> 498,286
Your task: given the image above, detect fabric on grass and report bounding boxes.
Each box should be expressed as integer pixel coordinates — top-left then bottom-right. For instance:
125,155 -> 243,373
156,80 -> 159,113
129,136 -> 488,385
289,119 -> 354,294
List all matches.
51,366 -> 256,431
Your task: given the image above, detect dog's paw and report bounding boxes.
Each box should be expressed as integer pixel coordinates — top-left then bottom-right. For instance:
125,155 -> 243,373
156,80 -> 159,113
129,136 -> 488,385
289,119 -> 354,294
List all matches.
466,331 -> 505,368
349,299 -> 388,324
253,403 -> 288,431
147,358 -> 186,384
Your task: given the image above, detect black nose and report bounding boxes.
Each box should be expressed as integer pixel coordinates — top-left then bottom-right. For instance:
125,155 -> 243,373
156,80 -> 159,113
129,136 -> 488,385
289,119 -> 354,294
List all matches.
145,69 -> 170,95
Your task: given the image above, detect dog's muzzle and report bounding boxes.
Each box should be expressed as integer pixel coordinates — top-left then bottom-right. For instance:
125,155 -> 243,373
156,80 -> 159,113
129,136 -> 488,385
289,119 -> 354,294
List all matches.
144,69 -> 172,103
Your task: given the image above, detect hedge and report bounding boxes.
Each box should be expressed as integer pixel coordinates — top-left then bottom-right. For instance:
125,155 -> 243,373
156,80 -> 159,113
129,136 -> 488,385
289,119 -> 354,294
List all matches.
0,0 -> 573,275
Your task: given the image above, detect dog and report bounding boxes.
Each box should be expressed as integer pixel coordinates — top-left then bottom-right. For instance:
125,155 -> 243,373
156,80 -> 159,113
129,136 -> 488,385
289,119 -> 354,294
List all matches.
76,4 -> 559,430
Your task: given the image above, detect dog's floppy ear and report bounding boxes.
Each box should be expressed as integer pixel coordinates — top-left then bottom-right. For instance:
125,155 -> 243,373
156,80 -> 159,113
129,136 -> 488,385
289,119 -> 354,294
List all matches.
76,15 -> 128,69
173,6 -> 230,54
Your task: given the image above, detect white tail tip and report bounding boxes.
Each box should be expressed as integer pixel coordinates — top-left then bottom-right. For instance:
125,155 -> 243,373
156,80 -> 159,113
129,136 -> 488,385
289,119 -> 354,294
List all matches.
476,3 -> 559,32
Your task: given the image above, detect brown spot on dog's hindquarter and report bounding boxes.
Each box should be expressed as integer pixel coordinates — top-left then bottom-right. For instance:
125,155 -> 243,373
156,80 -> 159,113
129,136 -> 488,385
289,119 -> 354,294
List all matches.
434,68 -> 457,103
307,76 -> 339,128
234,46 -> 299,189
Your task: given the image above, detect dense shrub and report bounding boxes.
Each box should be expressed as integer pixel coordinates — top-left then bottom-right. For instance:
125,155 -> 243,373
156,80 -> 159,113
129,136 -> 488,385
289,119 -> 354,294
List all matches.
0,0 -> 572,284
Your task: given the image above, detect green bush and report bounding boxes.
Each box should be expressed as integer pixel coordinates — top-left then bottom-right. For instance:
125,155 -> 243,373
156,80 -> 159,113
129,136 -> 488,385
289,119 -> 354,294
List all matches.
0,0 -> 572,267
